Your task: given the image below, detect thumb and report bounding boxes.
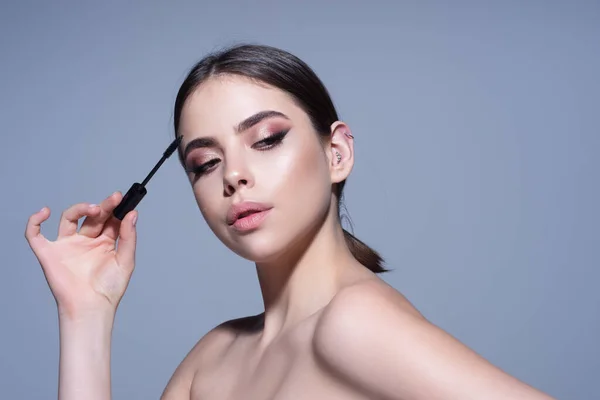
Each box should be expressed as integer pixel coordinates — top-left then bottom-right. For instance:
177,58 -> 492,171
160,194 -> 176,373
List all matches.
116,210 -> 137,271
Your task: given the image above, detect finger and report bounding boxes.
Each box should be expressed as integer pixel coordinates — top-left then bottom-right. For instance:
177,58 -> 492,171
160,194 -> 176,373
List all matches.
115,210 -> 138,272
25,207 -> 51,253
79,191 -> 122,238
102,214 -> 122,242
57,203 -> 101,239
97,191 -> 125,241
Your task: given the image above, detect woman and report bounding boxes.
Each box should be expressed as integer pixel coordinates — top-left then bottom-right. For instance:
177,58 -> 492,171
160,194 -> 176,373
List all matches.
25,44 -> 554,399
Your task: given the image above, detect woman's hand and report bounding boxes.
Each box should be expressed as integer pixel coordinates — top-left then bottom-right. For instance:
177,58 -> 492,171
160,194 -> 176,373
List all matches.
25,191 -> 138,320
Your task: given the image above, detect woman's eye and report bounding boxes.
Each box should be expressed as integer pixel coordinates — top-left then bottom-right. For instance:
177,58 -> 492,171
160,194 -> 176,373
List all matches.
252,130 -> 288,150
189,158 -> 220,176
186,131 -> 288,176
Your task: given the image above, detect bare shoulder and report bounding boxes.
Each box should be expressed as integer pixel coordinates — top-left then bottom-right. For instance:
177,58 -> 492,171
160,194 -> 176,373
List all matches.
313,278 -> 554,400
323,277 -> 426,321
160,314 -> 262,400
314,277 -> 427,343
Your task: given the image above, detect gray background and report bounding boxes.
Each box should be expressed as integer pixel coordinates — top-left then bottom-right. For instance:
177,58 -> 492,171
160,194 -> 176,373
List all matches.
1,1 -> 598,398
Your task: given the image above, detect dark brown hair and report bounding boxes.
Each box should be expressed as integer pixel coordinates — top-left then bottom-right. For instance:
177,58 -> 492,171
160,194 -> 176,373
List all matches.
173,43 -> 387,273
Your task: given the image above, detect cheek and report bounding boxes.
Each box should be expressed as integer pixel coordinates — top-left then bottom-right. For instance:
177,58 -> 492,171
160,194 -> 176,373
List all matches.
192,181 -> 223,229
264,138 -> 330,205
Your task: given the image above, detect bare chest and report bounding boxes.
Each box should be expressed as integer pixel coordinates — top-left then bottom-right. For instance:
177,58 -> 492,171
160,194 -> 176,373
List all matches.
190,323 -> 367,400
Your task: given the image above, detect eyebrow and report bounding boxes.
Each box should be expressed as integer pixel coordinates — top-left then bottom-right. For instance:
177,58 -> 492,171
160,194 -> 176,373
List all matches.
180,110 -> 289,163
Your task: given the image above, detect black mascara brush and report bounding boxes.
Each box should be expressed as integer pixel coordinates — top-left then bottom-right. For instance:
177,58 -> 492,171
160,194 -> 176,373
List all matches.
113,136 -> 182,220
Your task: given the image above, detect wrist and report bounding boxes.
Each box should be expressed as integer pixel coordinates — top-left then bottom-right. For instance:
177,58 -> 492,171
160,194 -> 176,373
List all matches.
58,308 -> 116,336
57,300 -> 117,325
58,314 -> 115,349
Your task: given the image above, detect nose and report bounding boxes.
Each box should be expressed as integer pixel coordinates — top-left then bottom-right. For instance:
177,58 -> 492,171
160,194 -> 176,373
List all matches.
223,156 -> 253,196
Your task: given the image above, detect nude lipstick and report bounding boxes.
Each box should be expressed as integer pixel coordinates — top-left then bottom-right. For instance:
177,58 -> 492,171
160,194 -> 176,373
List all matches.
227,201 -> 272,232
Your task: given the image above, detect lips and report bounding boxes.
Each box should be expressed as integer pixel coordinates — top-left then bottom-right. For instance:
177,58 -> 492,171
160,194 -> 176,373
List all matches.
226,201 -> 272,226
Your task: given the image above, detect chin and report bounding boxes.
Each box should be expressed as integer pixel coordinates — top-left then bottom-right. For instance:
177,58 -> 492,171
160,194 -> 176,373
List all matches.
201,216 -> 288,263
206,202 -> 330,264
223,217 -> 326,265
224,230 -> 293,264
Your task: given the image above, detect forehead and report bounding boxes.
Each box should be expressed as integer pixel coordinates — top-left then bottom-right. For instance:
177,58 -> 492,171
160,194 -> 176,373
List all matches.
179,75 -> 303,136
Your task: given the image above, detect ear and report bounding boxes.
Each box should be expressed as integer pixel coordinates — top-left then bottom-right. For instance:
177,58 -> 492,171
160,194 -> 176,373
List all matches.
328,121 -> 355,184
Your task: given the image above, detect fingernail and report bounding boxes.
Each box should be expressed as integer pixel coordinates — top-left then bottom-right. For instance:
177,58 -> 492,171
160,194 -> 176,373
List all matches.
39,207 -> 46,213
132,214 -> 137,226
89,204 -> 98,208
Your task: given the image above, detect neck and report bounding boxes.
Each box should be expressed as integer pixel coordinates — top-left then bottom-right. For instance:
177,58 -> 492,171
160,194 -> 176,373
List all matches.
254,214 -> 361,346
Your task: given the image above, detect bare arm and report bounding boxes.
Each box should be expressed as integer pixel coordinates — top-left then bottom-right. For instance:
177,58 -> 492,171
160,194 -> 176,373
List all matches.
57,312 -> 115,399
314,282 -> 555,400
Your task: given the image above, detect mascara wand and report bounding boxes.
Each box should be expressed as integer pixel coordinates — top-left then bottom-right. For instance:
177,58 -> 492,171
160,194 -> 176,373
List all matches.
113,136 -> 183,220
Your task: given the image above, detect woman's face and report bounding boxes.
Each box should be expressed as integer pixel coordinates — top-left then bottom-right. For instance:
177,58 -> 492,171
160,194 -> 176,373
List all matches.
177,75 -> 336,262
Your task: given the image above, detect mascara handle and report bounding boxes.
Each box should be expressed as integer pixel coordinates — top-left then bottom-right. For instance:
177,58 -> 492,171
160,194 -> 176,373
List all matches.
113,182 -> 147,220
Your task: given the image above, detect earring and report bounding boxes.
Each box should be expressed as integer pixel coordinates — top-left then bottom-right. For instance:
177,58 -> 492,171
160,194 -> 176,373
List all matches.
336,151 -> 342,164
344,132 -> 354,139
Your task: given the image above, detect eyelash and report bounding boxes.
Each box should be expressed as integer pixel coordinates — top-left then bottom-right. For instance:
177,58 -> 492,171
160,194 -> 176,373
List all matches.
188,130 -> 289,176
